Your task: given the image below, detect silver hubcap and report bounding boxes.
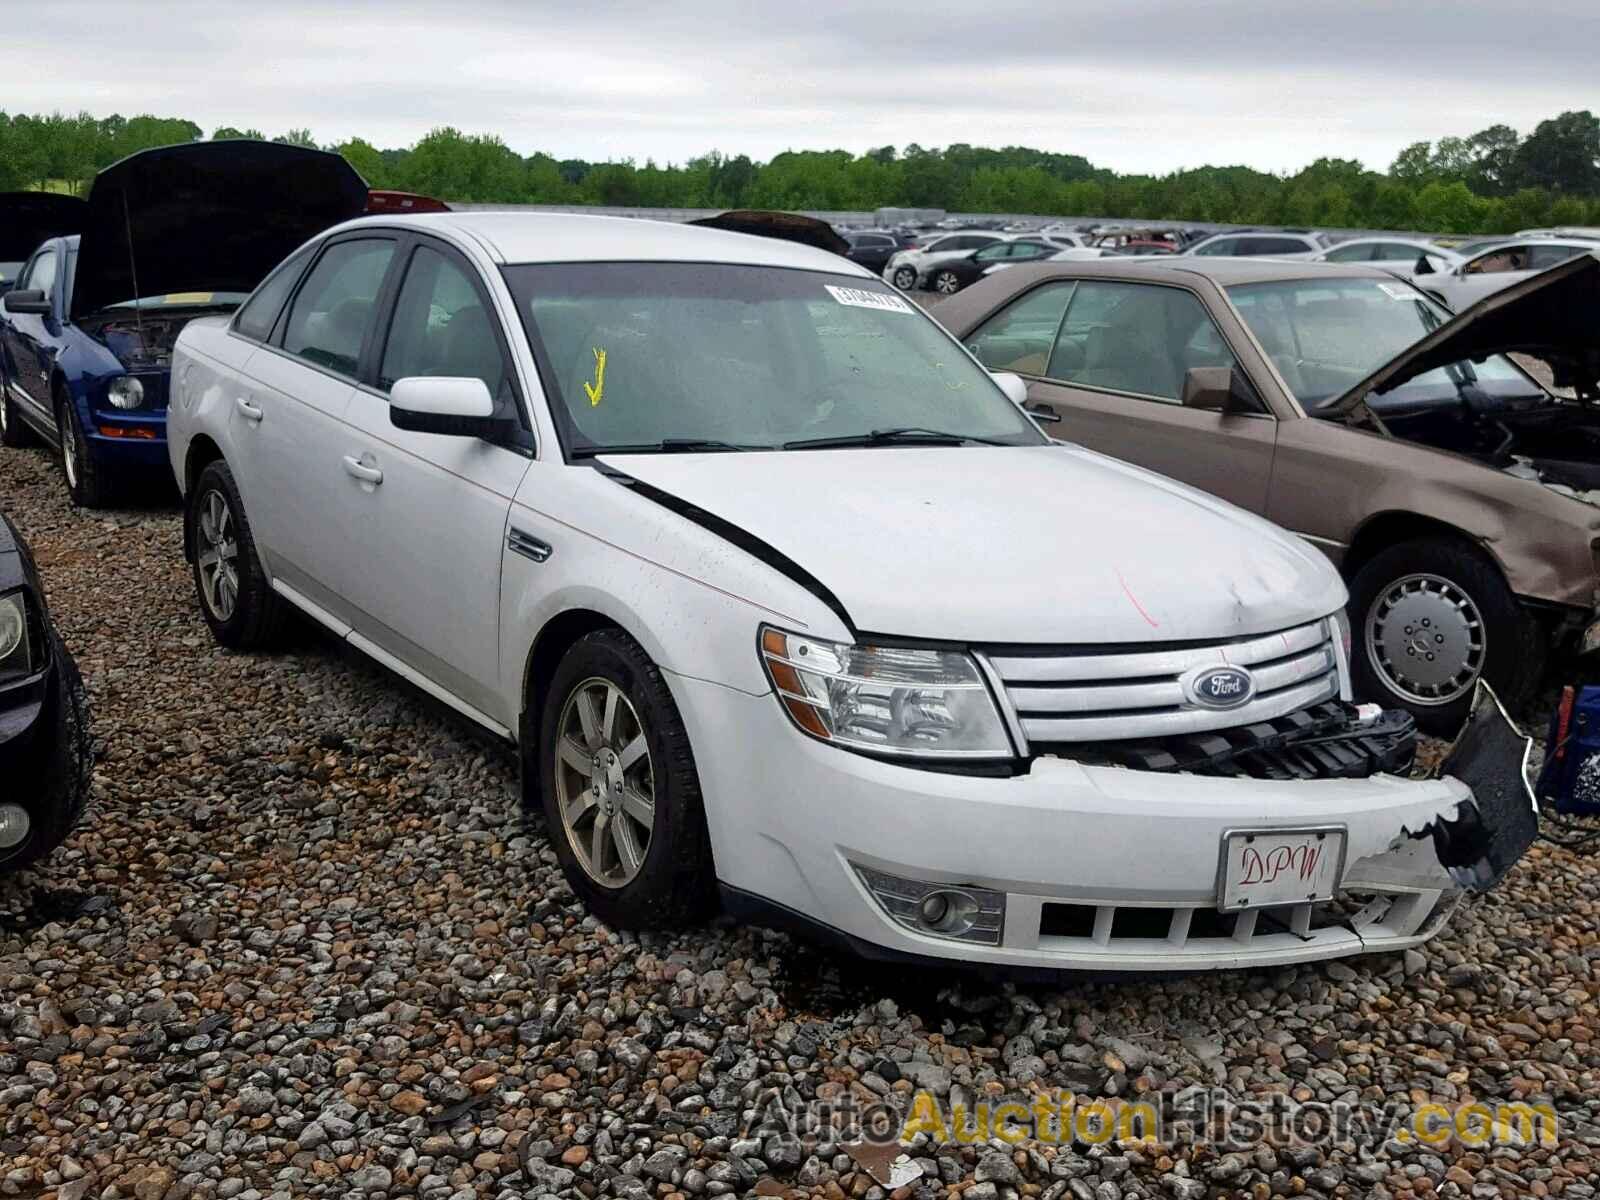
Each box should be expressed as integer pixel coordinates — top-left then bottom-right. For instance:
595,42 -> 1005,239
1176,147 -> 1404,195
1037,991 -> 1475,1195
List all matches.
61,416 -> 78,486
196,490 -> 240,622
555,677 -> 655,889
894,269 -> 914,289
936,273 -> 959,294
1365,573 -> 1485,705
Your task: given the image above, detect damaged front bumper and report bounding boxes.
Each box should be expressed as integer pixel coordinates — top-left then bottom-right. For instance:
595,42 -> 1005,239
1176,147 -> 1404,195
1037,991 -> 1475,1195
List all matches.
683,676 -> 1538,973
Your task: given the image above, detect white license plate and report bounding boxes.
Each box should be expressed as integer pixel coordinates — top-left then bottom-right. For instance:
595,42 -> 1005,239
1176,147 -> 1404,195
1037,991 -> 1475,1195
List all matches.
1219,827 -> 1345,910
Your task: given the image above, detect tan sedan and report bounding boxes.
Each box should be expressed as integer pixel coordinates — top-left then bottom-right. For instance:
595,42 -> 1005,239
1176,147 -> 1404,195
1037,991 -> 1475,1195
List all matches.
938,254 -> 1600,731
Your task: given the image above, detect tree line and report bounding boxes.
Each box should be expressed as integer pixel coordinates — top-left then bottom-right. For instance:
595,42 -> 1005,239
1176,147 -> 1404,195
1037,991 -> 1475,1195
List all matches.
3,108 -> 1598,236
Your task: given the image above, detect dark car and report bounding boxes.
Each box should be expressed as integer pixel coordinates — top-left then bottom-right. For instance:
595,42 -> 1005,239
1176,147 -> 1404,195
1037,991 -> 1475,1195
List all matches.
922,238 -> 1061,295
0,509 -> 91,869
844,230 -> 907,272
0,140 -> 368,506
0,192 -> 87,297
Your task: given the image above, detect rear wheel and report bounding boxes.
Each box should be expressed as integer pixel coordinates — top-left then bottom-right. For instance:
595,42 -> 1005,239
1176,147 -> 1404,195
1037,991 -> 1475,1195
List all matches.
1347,537 -> 1540,734
539,629 -> 716,929
0,386 -> 38,448
57,394 -> 114,508
187,459 -> 289,649
933,269 -> 962,295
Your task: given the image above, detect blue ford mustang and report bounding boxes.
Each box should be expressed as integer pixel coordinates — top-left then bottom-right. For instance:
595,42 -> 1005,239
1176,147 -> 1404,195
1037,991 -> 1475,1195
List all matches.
0,141 -> 367,506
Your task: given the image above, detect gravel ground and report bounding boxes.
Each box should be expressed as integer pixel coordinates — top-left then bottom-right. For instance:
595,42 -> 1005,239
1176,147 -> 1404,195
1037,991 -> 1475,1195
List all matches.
3,438 -> 1600,1200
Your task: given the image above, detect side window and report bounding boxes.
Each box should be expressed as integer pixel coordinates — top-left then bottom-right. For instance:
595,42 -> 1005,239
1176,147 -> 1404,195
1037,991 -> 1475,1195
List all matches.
965,282 -> 1076,375
281,239 -> 397,377
1463,246 -> 1527,275
973,243 -> 1012,262
1324,243 -> 1374,263
1047,281 -> 1238,403
22,249 -> 58,294
233,246 -> 313,342
378,244 -> 516,416
1240,237 -> 1307,255
1193,238 -> 1236,257
1530,244 -> 1587,269
1369,243 -> 1421,262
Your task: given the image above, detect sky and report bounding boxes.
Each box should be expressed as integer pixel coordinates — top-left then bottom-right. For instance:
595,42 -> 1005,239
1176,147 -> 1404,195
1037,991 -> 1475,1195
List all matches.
9,0 -> 1597,175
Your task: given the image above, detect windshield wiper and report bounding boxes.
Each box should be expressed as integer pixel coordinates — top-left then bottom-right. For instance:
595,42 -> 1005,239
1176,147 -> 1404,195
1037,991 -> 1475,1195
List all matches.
783,427 -> 1008,450
571,438 -> 768,458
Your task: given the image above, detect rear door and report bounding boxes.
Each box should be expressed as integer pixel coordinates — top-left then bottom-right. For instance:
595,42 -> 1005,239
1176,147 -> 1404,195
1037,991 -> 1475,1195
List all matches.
965,278 -> 1277,512
234,234 -> 401,623
335,235 -> 533,726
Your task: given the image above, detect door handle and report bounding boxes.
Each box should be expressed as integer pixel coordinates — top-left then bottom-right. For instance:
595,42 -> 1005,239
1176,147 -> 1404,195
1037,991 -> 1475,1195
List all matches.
1024,402 -> 1063,424
235,397 -> 263,422
342,455 -> 383,485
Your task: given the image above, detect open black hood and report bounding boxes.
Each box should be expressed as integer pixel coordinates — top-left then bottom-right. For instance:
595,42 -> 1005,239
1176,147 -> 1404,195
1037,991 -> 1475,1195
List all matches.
71,140 -> 368,320
0,192 -> 87,261
1324,252 -> 1600,414
688,209 -> 850,256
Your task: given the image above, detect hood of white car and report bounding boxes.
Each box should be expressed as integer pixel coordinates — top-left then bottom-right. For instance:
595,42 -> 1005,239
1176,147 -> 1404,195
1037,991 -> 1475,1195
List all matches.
604,445 -> 1345,644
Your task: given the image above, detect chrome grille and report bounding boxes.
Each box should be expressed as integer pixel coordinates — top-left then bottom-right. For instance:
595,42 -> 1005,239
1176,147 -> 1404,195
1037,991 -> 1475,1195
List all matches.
985,620 -> 1341,745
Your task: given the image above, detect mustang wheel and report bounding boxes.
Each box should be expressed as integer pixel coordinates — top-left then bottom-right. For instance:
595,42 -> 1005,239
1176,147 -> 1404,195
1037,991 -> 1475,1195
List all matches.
933,269 -> 962,295
539,629 -> 715,928
57,394 -> 113,508
187,460 -> 289,649
891,266 -> 916,290
0,387 -> 38,448
1348,537 -> 1540,734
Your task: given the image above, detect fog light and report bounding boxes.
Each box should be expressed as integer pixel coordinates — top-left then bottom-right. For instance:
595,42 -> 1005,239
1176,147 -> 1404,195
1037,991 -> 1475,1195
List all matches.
855,864 -> 1005,945
0,804 -> 30,850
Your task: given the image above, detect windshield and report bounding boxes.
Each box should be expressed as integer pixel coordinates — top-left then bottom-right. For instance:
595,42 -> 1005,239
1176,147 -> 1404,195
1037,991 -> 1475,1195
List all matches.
1226,278 -> 1542,414
504,262 -> 1043,454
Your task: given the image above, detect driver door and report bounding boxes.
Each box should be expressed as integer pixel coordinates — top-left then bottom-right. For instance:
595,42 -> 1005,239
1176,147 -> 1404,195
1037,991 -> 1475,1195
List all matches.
967,279 -> 1277,513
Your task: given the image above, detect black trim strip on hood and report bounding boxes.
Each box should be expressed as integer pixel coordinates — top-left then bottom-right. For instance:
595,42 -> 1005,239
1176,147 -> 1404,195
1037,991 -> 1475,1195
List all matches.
612,474 -> 858,634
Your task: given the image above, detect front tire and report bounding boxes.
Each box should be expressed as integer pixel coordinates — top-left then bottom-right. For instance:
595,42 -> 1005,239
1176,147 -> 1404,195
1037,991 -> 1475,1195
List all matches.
187,460 -> 289,650
539,629 -> 716,929
57,394 -> 114,508
891,266 -> 917,290
1347,537 -> 1541,734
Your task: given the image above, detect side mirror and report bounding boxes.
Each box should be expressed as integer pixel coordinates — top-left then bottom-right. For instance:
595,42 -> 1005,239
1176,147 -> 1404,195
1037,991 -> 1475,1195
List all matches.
991,371 -> 1029,407
390,376 -> 505,438
1181,366 -> 1260,414
3,289 -> 51,315
1413,254 -> 1436,276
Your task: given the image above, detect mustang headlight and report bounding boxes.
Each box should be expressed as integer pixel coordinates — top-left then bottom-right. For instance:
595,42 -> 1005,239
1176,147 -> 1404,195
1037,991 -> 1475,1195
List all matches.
760,626 -> 1011,758
0,592 -> 31,678
107,376 -> 145,410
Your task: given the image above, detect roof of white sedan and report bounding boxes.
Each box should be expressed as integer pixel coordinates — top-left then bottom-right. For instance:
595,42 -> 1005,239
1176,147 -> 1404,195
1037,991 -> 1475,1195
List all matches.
338,210 -> 875,275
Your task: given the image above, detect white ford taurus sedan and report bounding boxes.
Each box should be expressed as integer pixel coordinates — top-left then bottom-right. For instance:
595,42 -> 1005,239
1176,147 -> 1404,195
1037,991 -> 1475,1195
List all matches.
167,212 -> 1532,972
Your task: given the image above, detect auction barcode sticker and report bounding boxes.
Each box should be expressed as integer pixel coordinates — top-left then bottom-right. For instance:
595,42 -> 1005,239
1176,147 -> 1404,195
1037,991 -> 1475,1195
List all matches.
825,285 -> 914,314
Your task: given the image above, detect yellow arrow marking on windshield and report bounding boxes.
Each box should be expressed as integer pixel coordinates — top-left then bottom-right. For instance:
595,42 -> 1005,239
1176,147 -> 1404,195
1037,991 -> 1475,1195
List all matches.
584,347 -> 607,407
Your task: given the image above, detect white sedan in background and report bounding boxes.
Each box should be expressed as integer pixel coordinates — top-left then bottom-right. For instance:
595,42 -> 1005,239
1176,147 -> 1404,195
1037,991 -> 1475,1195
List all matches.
165,211 -> 1530,971
1313,237 -> 1461,279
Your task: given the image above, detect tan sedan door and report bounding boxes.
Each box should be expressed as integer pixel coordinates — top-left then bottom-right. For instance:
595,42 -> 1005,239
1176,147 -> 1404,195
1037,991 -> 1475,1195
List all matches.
964,278 -> 1277,513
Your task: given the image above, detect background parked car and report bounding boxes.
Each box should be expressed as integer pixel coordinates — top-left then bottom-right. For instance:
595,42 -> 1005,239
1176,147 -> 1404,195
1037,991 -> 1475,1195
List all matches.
921,238 -> 1061,294
844,230 -> 908,272
941,254 -> 1600,732
0,140 -> 368,506
1414,238 -> 1594,310
0,508 -> 91,871
882,230 -> 1005,289
1181,231 -> 1327,259
1313,237 -> 1461,278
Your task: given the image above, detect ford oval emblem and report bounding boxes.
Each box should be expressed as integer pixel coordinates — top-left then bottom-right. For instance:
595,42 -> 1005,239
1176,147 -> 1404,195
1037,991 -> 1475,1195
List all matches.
1188,665 -> 1255,709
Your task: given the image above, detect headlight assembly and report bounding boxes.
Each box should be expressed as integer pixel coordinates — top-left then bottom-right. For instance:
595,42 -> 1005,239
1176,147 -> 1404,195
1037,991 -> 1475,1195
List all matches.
0,591 -> 32,679
107,376 -> 145,410
759,626 -> 1012,758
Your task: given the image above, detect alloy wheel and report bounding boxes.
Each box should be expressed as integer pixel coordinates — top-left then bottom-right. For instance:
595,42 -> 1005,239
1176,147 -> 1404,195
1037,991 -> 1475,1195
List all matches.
935,271 -> 960,294
196,489 -> 241,622
554,677 -> 656,888
892,267 -> 916,290
61,414 -> 78,488
1365,573 -> 1485,705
